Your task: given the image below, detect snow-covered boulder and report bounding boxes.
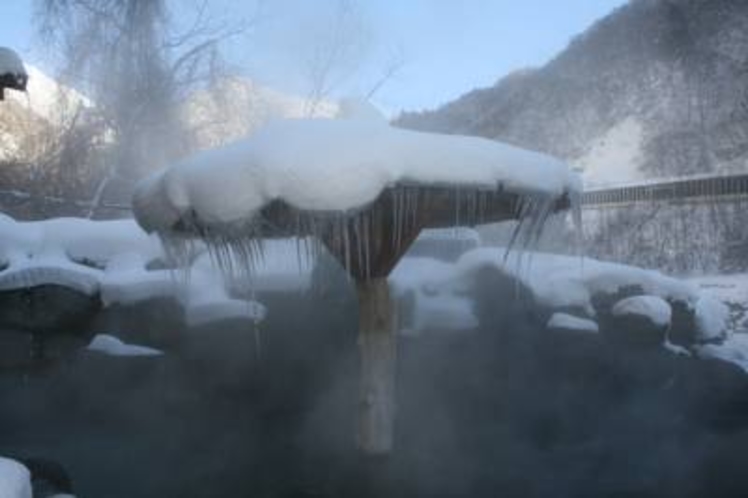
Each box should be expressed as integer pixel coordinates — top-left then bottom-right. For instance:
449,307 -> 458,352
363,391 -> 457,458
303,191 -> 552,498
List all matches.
457,248 -> 730,354
605,295 -> 671,349
0,457 -> 32,498
694,295 -> 730,343
547,313 -> 599,335
612,295 -> 672,327
390,256 -> 478,336
87,334 -> 163,357
693,333 -> 748,374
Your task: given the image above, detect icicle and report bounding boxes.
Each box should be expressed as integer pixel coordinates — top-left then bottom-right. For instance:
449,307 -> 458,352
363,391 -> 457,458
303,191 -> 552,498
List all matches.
454,187 -> 461,227
342,216 -> 352,274
569,187 -> 586,274
363,210 -> 372,280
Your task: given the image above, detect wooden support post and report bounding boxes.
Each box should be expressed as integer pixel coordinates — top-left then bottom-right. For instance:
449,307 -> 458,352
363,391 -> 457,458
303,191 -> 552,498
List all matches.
356,277 -> 396,455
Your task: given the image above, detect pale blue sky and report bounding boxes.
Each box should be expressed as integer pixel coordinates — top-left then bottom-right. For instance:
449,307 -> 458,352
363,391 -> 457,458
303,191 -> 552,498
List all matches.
0,1 -> 627,113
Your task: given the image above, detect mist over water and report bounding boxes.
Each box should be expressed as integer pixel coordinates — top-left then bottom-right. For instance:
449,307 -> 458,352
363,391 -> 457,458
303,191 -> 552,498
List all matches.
0,237 -> 746,498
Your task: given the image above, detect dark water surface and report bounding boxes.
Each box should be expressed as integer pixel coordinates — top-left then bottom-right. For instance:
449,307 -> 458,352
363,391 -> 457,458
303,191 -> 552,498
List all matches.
2,291 -> 748,498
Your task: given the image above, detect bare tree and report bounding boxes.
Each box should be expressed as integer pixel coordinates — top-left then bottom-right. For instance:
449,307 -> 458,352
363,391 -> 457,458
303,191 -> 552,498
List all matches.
33,0 -> 253,216
301,0 -> 371,116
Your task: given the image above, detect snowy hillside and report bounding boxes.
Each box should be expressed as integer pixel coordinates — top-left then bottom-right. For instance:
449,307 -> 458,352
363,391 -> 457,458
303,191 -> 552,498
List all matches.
0,63 -> 337,163
7,65 -> 89,123
183,77 -> 338,149
398,0 -> 748,187
0,64 -> 89,162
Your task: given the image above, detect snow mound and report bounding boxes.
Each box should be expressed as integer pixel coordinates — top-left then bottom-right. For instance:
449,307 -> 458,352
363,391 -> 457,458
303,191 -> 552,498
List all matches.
612,295 -> 671,327
87,334 -> 163,357
0,456 -> 32,498
133,117 -> 577,233
547,313 -> 599,333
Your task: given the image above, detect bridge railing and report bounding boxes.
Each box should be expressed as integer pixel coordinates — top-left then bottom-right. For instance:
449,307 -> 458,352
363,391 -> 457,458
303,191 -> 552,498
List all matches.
582,173 -> 748,207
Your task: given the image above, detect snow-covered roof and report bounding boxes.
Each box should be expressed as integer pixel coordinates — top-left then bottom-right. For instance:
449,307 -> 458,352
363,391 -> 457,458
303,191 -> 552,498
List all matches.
133,115 -> 579,234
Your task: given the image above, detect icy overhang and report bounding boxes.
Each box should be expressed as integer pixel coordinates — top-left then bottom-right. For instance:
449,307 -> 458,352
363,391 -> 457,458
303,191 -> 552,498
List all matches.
133,117 -> 580,236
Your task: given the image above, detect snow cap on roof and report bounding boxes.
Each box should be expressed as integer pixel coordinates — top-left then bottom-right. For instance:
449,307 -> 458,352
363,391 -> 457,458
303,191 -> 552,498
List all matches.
133,117 -> 578,234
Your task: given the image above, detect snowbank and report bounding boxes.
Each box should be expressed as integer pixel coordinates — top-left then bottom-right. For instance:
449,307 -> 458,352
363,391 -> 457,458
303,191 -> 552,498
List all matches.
0,457 -> 31,498
133,116 -> 578,233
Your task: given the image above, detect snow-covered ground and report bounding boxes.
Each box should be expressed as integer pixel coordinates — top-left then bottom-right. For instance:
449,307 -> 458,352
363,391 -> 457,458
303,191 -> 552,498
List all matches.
0,211 -> 743,373
0,215 -> 266,328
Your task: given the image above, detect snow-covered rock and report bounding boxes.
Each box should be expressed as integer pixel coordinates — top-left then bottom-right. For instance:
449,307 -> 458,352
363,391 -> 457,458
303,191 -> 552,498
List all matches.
457,248 -> 730,350
458,249 -> 702,318
607,295 -> 671,349
390,256 -> 478,336
87,334 -> 163,357
547,312 -> 599,334
0,215 -> 266,328
612,295 -> 672,327
695,334 -> 748,374
694,295 -> 730,342
0,457 -> 32,498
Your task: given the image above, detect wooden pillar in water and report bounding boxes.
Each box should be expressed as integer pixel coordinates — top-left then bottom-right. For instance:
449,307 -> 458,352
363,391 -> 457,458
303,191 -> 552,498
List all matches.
311,187 -> 531,455
356,277 -> 396,454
